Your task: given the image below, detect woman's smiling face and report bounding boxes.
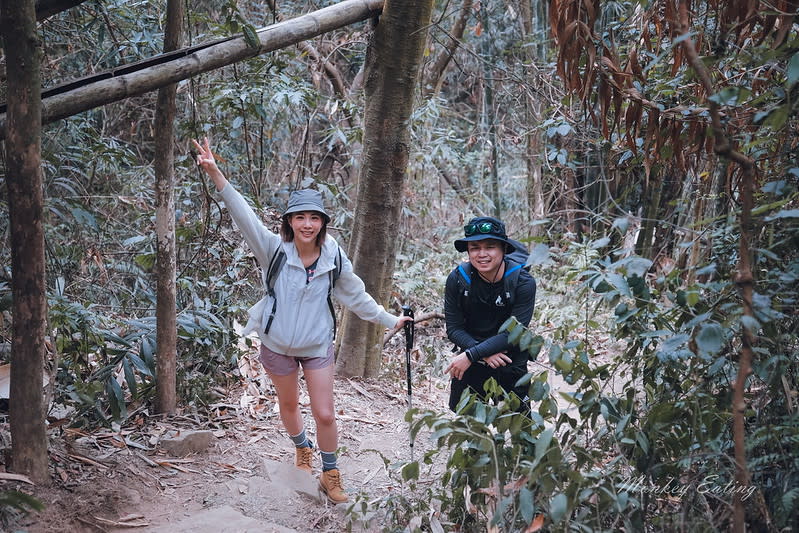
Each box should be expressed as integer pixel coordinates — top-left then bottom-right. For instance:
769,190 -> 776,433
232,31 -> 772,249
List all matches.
290,211 -> 324,244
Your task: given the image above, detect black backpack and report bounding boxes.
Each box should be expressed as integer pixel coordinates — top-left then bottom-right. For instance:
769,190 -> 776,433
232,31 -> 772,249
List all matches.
455,238 -> 530,313
263,246 -> 343,336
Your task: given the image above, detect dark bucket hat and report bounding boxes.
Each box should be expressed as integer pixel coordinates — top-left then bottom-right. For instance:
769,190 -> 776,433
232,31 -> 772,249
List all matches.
454,216 -> 513,253
283,189 -> 330,223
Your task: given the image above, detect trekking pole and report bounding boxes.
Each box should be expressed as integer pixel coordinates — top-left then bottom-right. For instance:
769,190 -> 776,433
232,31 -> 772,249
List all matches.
402,305 -> 415,460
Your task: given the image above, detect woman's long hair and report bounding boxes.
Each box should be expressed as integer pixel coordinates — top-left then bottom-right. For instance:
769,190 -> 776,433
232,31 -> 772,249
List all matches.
280,212 -> 328,247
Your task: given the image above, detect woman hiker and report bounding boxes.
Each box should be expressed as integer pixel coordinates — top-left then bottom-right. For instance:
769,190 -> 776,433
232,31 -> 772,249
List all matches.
192,137 -> 412,504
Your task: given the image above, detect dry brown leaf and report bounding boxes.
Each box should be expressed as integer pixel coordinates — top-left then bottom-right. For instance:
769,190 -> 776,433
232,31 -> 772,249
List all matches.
92,515 -> 149,528
0,472 -> 34,484
68,453 -> 108,470
525,513 -> 546,532
118,514 -> 146,522
247,434 -> 265,445
347,378 -> 374,399
155,461 -> 191,473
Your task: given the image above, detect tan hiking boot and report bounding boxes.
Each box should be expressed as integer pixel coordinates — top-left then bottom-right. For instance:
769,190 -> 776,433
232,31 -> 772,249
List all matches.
295,446 -> 313,474
319,468 -> 348,503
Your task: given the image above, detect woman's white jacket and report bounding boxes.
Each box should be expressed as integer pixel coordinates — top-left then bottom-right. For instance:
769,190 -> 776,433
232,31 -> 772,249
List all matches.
219,184 -> 398,358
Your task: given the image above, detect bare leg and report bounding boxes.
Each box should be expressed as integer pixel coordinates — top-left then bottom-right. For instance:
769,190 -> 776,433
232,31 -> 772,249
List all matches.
302,363 -> 337,452
268,370 -> 304,436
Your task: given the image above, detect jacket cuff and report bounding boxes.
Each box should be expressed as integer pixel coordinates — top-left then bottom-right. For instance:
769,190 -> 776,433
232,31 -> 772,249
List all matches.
380,312 -> 399,330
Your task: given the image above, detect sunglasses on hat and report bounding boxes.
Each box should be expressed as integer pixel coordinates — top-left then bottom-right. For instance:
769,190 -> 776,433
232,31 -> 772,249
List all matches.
464,220 -> 504,237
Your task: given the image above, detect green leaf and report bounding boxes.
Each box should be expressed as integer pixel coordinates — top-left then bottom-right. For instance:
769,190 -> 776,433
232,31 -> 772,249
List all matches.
128,351 -> 153,377
660,333 -> 690,354
519,486 -> 535,523
695,323 -> 724,356
764,209 -> 799,221
549,492 -> 568,522
621,257 -> 652,277
612,217 -> 629,233
519,330 -> 534,353
431,426 -> 454,441
528,243 -> 552,266
525,335 -> 544,359
70,206 -> 98,230
122,235 -> 148,247
515,373 -> 533,387
401,461 -> 419,481
122,357 -> 137,398
530,378 -> 548,401
740,315 -> 761,333
539,397 -> 558,418
535,428 -> 554,461
242,24 -> 260,49
106,377 -> 126,421
499,316 -> 518,333
782,487 -> 799,513
134,253 -> 156,271
636,431 -> 650,455
548,344 -> 562,364
508,324 -> 524,345
554,351 -> 573,373
787,51 -> 799,86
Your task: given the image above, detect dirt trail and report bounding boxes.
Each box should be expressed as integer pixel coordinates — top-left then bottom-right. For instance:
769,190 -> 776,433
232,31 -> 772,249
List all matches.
5,324 -> 618,532
10,367 -> 448,533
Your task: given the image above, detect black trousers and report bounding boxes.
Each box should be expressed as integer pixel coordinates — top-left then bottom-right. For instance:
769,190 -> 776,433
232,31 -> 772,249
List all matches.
448,362 -> 530,415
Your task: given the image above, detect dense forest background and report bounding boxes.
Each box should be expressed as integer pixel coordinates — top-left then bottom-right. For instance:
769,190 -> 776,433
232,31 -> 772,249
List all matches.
1,0 -> 798,531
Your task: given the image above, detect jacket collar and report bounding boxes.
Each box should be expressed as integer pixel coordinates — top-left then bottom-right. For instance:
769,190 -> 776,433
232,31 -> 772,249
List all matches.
283,235 -> 338,274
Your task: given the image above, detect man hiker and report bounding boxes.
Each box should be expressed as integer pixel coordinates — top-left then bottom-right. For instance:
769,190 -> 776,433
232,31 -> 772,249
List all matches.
443,216 -> 536,413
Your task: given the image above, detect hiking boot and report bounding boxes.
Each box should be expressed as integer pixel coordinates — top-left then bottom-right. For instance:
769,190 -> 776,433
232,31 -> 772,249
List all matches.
319,468 -> 348,503
295,446 -> 313,474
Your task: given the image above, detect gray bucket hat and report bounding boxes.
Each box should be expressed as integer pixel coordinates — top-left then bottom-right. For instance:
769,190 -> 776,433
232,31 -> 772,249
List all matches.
283,189 -> 330,223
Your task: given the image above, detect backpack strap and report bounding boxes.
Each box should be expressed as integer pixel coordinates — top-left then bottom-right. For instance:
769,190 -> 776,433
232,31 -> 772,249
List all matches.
454,262 -> 473,322
327,246 -> 343,338
264,245 -> 343,337
457,260 -> 524,311
457,262 -> 472,286
502,261 -> 523,308
263,247 -> 287,335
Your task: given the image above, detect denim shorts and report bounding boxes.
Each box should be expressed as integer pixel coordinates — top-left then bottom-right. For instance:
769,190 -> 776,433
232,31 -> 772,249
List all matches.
259,343 -> 334,376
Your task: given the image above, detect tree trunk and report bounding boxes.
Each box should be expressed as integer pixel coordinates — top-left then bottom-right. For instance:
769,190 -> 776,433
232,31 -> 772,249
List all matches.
153,0 -> 183,415
2,0 -> 50,484
518,0 -> 545,236
635,168 -> 662,259
421,0 -> 472,98
479,4 -> 501,219
0,0 -> 384,140
336,0 -> 434,378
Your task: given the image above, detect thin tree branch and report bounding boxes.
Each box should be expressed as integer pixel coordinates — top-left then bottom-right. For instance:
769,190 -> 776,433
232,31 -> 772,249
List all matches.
677,3 -> 760,532
382,311 -> 444,345
422,0 -> 473,98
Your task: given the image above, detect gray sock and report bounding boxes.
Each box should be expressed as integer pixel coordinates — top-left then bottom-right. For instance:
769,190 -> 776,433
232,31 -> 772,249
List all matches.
320,450 -> 337,471
290,429 -> 312,448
